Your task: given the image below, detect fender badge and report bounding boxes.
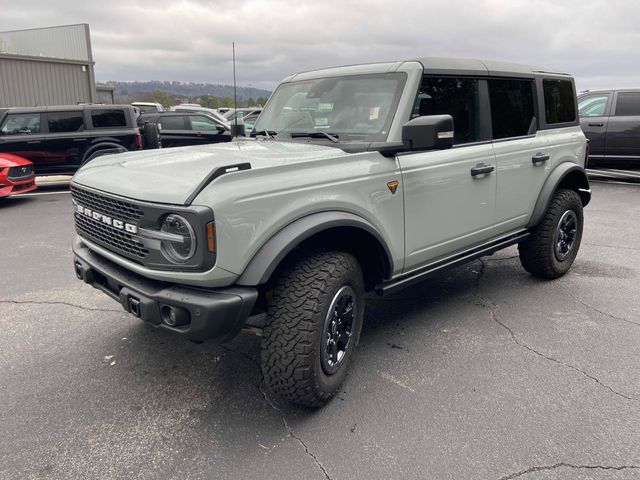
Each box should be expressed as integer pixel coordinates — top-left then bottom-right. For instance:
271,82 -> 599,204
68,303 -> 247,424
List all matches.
387,180 -> 399,194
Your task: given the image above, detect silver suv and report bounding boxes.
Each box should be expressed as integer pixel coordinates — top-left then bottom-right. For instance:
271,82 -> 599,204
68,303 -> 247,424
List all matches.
71,58 -> 590,407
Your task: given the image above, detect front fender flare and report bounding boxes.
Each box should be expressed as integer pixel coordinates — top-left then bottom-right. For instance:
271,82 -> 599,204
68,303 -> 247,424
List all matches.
236,211 -> 393,286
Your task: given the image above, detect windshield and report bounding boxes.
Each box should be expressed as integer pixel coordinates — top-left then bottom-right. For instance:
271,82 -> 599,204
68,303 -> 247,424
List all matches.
253,72 -> 406,142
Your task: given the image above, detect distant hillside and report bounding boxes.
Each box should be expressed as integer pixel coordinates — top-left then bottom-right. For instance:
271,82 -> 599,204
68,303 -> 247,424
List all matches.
105,81 -> 271,101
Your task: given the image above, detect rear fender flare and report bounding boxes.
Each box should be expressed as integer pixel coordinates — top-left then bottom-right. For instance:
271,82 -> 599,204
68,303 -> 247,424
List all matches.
82,142 -> 128,164
527,163 -> 590,228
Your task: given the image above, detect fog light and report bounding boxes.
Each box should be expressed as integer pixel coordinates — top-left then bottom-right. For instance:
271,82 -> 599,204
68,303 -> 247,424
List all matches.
160,305 -> 190,327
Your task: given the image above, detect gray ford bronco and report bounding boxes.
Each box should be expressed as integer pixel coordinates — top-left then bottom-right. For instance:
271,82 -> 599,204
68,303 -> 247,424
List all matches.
72,58 -> 590,407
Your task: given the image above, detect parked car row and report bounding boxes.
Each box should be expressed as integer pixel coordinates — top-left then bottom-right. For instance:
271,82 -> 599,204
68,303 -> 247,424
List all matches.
0,105 -> 143,175
578,89 -> 640,166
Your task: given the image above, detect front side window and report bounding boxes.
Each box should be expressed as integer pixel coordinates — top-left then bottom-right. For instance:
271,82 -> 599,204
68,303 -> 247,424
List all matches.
189,115 -> 220,131
91,109 -> 127,128
253,72 -> 407,143
412,77 -> 481,144
489,79 -> 535,139
578,94 -> 611,117
0,113 -> 41,135
48,111 -> 84,133
543,79 -> 576,124
614,92 -> 640,116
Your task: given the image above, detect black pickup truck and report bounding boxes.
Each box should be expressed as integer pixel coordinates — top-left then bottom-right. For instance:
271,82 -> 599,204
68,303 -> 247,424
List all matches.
578,89 -> 640,165
0,105 -> 143,175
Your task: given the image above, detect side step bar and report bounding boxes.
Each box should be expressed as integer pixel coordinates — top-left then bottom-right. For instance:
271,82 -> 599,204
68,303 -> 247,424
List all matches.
376,230 -> 530,296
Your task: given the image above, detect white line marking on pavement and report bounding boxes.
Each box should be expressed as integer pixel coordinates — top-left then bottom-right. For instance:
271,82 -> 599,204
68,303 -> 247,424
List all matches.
14,190 -> 71,197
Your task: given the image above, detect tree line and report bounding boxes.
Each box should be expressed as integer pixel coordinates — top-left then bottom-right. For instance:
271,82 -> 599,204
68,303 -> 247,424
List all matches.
115,90 -> 269,108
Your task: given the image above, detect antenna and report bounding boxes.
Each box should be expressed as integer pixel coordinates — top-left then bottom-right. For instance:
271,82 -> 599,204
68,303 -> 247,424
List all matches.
232,42 -> 238,138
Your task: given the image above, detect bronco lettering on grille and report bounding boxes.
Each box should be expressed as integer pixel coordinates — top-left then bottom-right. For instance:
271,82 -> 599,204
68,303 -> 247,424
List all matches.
75,204 -> 138,234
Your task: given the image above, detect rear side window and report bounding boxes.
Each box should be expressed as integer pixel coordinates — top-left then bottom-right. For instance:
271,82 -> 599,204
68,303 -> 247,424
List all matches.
543,79 -> 576,124
0,113 -> 41,135
489,79 -> 535,139
413,77 -> 481,144
614,92 -> 640,116
48,111 -> 84,133
159,116 -> 186,129
91,109 -> 127,128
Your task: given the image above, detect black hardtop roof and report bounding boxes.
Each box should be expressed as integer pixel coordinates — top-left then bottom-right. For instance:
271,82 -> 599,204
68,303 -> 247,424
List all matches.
412,57 -> 571,78
3,104 -> 136,114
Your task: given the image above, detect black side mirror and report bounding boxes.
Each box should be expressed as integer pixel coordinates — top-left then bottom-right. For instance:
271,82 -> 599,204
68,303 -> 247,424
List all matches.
402,114 -> 454,151
230,123 -> 246,137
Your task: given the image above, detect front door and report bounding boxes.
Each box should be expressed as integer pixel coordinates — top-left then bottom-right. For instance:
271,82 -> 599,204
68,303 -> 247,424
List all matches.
400,75 -> 496,272
400,144 -> 497,271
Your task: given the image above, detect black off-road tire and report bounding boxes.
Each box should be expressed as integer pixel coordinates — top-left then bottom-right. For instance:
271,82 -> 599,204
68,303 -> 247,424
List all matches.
261,251 -> 365,408
519,188 -> 583,279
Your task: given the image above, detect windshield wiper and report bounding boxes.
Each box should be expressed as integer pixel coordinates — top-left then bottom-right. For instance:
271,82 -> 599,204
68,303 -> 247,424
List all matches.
290,131 -> 340,143
250,129 -> 277,139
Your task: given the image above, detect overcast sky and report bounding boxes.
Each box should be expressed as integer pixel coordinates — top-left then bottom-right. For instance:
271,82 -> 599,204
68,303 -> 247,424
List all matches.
3,0 -> 639,92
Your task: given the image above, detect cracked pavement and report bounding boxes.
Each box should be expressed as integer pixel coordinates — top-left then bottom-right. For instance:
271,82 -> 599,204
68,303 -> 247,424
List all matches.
2,180 -> 640,480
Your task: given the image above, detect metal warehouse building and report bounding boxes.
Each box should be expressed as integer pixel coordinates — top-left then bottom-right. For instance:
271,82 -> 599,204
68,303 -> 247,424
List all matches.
0,24 -> 96,107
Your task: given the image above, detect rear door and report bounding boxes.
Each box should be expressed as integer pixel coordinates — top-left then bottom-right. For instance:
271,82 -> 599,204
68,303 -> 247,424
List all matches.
577,92 -> 612,160
605,91 -> 640,162
489,77 -> 549,230
157,115 -> 189,148
42,110 -> 87,174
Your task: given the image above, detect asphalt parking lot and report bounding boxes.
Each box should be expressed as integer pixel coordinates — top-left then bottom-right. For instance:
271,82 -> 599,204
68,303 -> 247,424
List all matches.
1,180 -> 640,480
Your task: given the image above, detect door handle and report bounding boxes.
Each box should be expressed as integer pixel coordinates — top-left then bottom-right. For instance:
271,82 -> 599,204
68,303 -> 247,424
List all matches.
588,122 -> 604,127
27,140 -> 41,145
73,138 -> 88,142
470,164 -> 495,176
532,153 -> 550,164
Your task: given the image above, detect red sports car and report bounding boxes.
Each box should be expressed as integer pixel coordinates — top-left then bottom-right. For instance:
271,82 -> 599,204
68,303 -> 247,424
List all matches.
0,153 -> 37,198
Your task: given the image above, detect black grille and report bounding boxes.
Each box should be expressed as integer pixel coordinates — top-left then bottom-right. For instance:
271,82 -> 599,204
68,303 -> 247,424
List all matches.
8,165 -> 34,181
75,214 -> 149,259
71,186 -> 143,223
72,186 -> 148,260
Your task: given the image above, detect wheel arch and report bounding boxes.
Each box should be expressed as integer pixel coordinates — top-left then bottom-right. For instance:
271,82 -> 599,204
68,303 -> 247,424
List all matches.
527,163 -> 591,228
236,211 -> 393,290
82,142 -> 128,164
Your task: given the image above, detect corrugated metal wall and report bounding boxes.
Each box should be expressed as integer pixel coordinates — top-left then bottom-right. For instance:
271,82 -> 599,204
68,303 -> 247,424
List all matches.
0,57 -> 93,107
0,24 -> 91,61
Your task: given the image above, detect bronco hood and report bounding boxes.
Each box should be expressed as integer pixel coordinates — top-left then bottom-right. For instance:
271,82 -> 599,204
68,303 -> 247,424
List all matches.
72,140 -> 351,205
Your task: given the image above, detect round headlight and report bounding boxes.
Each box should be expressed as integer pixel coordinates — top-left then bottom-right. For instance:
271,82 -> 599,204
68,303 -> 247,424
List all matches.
160,214 -> 196,263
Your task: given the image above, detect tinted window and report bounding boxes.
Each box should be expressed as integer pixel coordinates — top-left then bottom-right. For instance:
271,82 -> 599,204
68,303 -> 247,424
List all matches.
489,79 -> 535,139
614,92 -> 640,116
543,79 -> 576,124
91,109 -> 127,128
159,116 -> 186,129
0,113 -> 41,135
190,115 -> 219,131
578,94 -> 610,117
48,111 -> 84,133
413,77 -> 481,144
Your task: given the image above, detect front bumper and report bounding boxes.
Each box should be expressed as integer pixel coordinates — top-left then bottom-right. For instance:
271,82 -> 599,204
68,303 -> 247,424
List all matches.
0,177 -> 36,197
73,237 -> 258,342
